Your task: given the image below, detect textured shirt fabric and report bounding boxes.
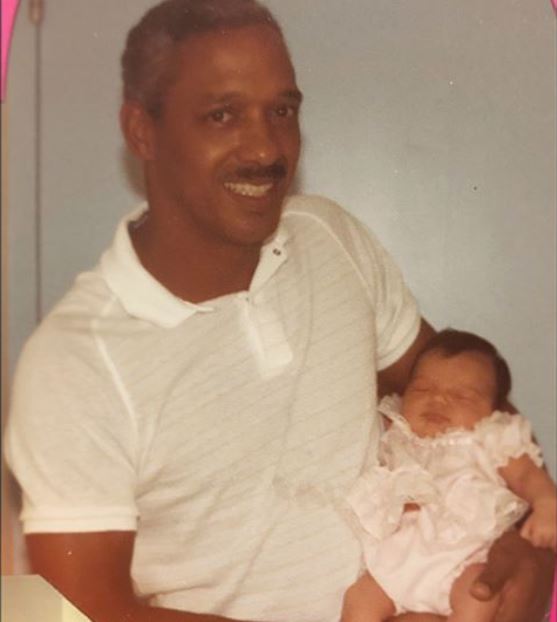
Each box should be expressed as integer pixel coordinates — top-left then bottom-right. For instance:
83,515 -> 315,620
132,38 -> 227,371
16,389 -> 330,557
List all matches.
348,395 -> 542,616
5,195 -> 420,622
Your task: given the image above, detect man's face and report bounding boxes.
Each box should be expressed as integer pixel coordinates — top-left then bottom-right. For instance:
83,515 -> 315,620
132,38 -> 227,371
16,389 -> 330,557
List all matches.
143,24 -> 302,248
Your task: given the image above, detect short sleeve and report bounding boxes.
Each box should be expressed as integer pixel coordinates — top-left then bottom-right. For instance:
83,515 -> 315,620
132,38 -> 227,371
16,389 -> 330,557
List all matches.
284,196 -> 422,370
4,318 -> 139,534
336,207 -> 421,369
476,412 -> 544,470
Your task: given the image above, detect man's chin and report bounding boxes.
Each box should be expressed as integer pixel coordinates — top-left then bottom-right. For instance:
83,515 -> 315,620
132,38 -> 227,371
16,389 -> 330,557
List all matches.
224,223 -> 281,248
225,207 -> 284,246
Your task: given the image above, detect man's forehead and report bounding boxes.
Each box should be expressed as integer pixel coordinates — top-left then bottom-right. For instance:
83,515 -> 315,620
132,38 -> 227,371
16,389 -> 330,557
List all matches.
196,88 -> 303,105
167,25 -> 298,95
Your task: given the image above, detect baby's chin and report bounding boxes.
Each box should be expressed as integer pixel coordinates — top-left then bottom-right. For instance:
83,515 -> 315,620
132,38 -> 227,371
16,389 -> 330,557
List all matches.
409,412 -> 452,437
412,421 -> 449,438
409,411 -> 488,437
405,410 -> 472,437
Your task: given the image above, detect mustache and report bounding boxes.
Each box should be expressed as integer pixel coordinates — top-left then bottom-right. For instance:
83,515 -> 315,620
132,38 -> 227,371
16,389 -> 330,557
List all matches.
233,161 -> 287,182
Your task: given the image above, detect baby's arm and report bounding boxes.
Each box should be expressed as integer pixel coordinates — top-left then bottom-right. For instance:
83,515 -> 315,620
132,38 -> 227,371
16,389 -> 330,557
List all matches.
498,455 -> 557,550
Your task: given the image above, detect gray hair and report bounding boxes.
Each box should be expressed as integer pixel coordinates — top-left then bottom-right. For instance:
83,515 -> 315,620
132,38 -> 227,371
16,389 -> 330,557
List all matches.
121,0 -> 284,118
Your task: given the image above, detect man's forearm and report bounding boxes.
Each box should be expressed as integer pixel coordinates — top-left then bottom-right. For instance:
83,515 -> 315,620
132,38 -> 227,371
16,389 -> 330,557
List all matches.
473,529 -> 555,622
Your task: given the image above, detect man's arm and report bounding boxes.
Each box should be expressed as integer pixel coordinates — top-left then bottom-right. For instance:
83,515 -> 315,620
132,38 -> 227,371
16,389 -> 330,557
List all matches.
377,319 -> 436,397
469,529 -> 554,622
27,532 -> 246,622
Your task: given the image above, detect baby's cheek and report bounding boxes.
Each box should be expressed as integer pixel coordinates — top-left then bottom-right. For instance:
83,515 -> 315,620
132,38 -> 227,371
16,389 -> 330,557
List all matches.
457,408 -> 486,429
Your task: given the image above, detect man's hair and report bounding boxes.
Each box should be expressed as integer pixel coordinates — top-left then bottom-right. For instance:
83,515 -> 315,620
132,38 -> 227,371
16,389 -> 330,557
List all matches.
410,329 -> 512,409
121,0 -> 284,118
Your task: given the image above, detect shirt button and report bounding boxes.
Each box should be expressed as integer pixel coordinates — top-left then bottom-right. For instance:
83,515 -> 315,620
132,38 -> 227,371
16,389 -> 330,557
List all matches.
273,248 -> 282,256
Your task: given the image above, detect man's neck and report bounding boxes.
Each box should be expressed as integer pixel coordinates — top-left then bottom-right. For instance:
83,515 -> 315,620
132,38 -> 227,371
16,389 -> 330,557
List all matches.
129,213 -> 262,303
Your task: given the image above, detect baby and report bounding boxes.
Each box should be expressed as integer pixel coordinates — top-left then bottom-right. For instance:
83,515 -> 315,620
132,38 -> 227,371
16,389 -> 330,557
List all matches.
343,329 -> 556,622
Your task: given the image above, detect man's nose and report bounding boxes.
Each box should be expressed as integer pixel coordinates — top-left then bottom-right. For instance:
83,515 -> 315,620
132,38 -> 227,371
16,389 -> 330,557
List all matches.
238,115 -> 282,165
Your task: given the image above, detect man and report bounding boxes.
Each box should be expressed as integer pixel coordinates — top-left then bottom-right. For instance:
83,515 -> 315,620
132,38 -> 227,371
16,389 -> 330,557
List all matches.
4,1 -> 553,621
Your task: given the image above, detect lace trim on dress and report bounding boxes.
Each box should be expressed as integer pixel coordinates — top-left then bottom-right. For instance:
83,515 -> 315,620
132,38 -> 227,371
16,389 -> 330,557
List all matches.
378,395 -> 544,468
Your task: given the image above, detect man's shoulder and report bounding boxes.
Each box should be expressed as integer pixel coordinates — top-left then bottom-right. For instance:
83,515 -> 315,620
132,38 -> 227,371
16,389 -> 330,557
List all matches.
22,269 -> 115,357
281,193 -> 380,252
50,268 -> 115,322
282,194 -> 355,226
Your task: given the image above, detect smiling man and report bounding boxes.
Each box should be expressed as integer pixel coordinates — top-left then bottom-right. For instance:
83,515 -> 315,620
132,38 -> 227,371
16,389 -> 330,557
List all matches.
122,16 -> 302,302
4,1 -> 553,622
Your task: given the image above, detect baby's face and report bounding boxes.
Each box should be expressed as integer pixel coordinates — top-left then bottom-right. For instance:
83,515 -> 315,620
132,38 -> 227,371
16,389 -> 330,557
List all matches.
401,350 -> 496,437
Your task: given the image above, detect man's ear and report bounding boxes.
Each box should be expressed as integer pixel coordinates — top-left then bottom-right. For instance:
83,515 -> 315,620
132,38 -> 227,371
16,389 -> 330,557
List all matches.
120,101 -> 156,161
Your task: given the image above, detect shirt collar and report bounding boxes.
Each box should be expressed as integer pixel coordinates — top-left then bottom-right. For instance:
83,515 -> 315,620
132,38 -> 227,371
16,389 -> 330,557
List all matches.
99,204 -> 290,328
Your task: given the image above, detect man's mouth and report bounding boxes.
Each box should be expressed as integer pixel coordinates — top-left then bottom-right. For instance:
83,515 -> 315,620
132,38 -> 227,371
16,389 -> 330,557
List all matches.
224,182 -> 274,198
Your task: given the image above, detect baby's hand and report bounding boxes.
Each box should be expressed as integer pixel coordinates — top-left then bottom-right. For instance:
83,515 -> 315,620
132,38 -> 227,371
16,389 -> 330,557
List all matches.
520,496 -> 557,550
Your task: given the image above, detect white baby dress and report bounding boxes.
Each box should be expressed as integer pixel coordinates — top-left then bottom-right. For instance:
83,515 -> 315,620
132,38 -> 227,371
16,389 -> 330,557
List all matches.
347,395 -> 543,616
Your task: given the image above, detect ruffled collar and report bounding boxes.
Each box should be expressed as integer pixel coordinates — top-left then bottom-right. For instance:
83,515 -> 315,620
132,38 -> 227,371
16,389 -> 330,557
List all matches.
378,394 -> 513,447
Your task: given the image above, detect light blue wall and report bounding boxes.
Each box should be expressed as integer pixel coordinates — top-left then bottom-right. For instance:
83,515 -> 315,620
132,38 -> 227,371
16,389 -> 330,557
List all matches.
269,0 -> 556,472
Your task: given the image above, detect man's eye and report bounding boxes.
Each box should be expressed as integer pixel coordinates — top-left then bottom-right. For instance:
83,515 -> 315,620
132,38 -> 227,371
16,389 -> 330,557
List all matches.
207,108 -> 233,124
273,104 -> 297,118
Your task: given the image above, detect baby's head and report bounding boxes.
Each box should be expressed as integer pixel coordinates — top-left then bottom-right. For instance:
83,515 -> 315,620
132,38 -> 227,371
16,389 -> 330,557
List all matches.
401,329 -> 511,437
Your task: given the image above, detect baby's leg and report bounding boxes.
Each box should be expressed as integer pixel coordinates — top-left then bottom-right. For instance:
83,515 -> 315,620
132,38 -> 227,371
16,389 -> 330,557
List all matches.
448,563 -> 501,622
341,572 -> 396,622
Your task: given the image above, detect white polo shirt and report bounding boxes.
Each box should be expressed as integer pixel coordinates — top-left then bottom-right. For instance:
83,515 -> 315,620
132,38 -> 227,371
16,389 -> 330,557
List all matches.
5,195 -> 420,622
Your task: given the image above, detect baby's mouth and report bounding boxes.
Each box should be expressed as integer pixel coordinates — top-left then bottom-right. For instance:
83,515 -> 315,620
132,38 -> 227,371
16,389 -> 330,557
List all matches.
422,411 -> 450,425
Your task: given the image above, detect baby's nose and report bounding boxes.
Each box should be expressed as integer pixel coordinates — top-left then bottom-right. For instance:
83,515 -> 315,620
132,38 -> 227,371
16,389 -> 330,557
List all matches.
431,391 -> 448,404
